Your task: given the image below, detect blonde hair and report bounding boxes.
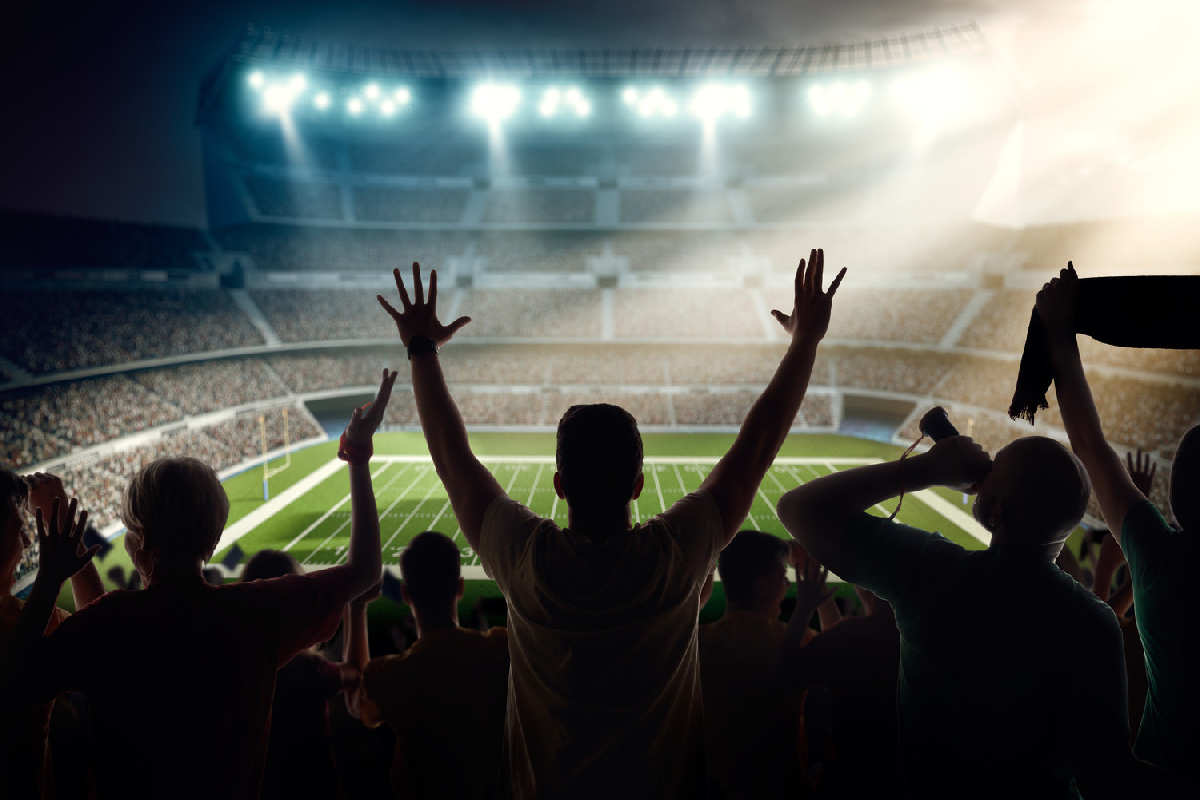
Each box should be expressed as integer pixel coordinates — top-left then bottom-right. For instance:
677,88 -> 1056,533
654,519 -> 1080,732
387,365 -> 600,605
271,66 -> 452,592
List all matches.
121,457 -> 229,564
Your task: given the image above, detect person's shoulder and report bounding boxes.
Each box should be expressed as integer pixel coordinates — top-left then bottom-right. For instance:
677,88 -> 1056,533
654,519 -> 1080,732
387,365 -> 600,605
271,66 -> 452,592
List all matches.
1122,499 -> 1180,546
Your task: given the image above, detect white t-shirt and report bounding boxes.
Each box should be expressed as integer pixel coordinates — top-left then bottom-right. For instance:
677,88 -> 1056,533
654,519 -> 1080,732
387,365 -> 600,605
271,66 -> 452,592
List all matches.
478,490 -> 724,800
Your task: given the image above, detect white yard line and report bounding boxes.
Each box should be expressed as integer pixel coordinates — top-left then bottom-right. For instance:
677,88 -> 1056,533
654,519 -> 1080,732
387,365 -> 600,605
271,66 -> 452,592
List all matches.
361,455 -> 883,465
301,463 -> 417,563
650,466 -> 667,513
671,464 -> 687,494
913,489 -> 992,545
526,463 -> 544,507
381,481 -> 443,554
217,459 -> 345,554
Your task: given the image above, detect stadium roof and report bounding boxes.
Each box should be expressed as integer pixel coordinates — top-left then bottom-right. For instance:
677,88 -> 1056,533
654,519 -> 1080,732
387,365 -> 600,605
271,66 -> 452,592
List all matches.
225,22 -> 988,80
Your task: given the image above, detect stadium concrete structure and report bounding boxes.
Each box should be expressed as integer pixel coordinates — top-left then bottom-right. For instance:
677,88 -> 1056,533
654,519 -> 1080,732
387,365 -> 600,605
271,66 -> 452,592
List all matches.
3,23 -> 1198,556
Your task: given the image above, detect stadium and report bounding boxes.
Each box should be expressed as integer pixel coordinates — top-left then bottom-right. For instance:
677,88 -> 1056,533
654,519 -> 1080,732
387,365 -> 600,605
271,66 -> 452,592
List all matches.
3,1 -> 1199,795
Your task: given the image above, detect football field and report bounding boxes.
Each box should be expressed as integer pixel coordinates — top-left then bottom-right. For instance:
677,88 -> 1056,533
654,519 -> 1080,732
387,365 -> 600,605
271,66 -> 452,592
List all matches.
213,431 -> 990,580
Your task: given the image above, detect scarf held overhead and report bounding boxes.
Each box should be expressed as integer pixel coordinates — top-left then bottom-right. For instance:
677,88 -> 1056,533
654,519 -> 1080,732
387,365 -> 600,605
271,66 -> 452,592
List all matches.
1008,276 -> 1200,425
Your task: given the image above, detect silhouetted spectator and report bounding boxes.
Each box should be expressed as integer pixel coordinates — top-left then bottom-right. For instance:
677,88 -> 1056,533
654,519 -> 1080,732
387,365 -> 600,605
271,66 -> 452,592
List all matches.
0,371 -> 394,799
346,531 -> 509,799
241,549 -> 361,800
698,533 -> 829,799
1038,263 -> 1200,778
0,470 -> 105,800
776,430 -> 1175,797
378,252 -> 843,798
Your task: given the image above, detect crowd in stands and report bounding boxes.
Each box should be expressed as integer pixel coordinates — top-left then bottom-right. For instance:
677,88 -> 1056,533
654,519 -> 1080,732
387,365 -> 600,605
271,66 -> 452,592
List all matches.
353,186 -> 468,224
612,231 -> 748,272
483,190 -> 596,224
475,232 -> 603,273
0,289 -> 263,374
243,175 -> 344,220
619,189 -> 733,224
131,359 -> 292,415
508,144 -> 601,176
825,287 -> 973,344
456,289 -> 603,339
346,141 -> 482,175
0,210 -> 207,271
614,288 -> 764,339
216,225 -> 462,273
249,290 -> 400,342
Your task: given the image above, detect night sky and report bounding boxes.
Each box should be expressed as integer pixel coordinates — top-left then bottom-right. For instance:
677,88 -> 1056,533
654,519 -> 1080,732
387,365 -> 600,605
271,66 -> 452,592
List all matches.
3,0 -> 1197,228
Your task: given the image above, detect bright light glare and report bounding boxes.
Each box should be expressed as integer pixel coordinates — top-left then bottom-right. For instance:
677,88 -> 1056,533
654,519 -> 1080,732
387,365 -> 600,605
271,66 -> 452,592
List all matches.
394,87 -> 411,104
263,85 -> 293,113
314,92 -> 331,110
539,86 -> 590,119
690,84 -> 752,121
632,86 -> 678,119
364,84 -> 380,100
577,101 -> 591,118
808,80 -> 871,118
889,70 -> 963,118
290,74 -> 307,91
348,98 -> 364,115
471,84 -> 521,121
622,87 -> 638,105
248,71 -> 265,89
380,100 -> 396,116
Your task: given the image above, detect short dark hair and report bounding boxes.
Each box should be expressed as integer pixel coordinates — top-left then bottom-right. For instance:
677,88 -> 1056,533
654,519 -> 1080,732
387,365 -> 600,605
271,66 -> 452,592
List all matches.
718,530 -> 789,607
121,457 -> 229,565
1171,424 -> 1200,531
1,467 -> 29,509
241,549 -> 303,581
555,404 -> 643,516
399,531 -> 461,610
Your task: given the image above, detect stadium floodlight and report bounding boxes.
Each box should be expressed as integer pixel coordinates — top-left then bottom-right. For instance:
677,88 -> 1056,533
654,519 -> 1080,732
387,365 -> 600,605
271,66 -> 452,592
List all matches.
347,97 -> 365,115
247,71 -> 265,90
630,86 -> 679,119
289,74 -> 307,91
380,100 -> 397,116
689,84 -> 752,122
538,86 -> 590,119
889,69 -> 963,118
394,87 -> 411,104
622,87 -> 638,105
471,84 -> 521,122
807,80 -> 870,118
313,91 -> 331,110
262,85 -> 294,114
364,84 -> 381,100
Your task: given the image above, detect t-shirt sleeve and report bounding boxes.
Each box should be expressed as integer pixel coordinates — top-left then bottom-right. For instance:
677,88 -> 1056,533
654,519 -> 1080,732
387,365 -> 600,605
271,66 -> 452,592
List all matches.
258,571 -> 355,668
835,512 -> 958,607
660,489 -> 724,585
1120,499 -> 1173,587
478,496 -> 542,592
361,653 -> 406,719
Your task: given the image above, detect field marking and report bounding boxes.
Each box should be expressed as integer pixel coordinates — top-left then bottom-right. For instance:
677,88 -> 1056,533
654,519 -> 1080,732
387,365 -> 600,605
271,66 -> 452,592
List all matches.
298,463 -> 417,562
650,466 -> 667,513
912,489 -> 991,545
216,458 -> 348,554
381,479 -> 443,555
368,455 -> 881,465
526,463 -> 545,507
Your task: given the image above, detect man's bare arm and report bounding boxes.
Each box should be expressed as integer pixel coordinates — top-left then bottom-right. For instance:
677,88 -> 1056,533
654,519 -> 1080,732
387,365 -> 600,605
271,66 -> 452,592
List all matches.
699,249 -> 845,545
1037,264 -> 1145,542
776,437 -> 991,573
379,263 -> 505,552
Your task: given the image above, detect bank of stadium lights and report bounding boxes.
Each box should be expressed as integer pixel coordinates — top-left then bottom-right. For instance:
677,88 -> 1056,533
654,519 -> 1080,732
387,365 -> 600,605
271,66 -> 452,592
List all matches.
341,83 -> 412,119
689,84 -> 751,121
471,84 -> 521,122
807,80 -> 871,118
538,87 -> 591,119
248,71 -> 312,115
623,86 -> 678,118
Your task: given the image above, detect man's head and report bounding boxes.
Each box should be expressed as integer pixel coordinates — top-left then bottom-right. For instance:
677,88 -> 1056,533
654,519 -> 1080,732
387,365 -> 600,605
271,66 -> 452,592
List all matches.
399,530 -> 463,613
121,457 -> 229,581
972,437 -> 1089,556
718,530 -> 791,617
554,404 -> 644,518
1,468 -> 32,585
241,549 -> 303,582
1170,424 -> 1199,531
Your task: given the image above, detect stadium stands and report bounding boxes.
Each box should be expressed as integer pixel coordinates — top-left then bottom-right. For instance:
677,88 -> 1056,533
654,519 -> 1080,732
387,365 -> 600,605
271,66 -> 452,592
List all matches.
353,186 -> 468,224
249,289 -> 401,342
614,289 -> 763,339
483,189 -> 596,224
243,175 -> 344,220
619,189 -> 733,224
215,225 -> 462,272
475,232 -> 603,272
456,289 -> 602,339
0,289 -> 263,374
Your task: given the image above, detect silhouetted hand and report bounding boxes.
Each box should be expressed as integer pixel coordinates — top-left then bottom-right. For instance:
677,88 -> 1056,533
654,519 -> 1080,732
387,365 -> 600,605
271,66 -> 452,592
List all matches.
343,369 -> 397,453
1126,449 -> 1156,497
793,558 -> 834,614
24,472 -> 68,520
771,248 -> 846,344
378,261 -> 471,348
34,498 -> 100,588
1035,262 -> 1079,341
921,436 -> 993,493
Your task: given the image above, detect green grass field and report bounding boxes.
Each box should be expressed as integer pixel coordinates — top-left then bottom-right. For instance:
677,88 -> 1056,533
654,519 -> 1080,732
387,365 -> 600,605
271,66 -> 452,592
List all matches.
209,431 -> 990,574
63,431 -> 1001,618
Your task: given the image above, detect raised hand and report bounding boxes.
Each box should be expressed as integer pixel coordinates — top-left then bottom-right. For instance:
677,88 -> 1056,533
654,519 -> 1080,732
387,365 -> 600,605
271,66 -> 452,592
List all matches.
378,261 -> 471,348
34,497 -> 100,588
25,472 -> 68,519
343,369 -> 398,453
1035,262 -> 1079,340
771,248 -> 846,343
793,557 -> 834,614
1125,449 -> 1156,497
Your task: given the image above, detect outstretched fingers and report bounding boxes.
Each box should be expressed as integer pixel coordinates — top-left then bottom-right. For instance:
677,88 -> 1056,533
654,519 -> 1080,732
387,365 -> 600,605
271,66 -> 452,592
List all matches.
411,262 -> 424,307
827,266 -> 847,296
393,267 -> 413,310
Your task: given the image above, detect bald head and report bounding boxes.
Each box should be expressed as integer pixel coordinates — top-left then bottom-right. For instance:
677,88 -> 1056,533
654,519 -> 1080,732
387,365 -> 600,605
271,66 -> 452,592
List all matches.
974,437 -> 1090,554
